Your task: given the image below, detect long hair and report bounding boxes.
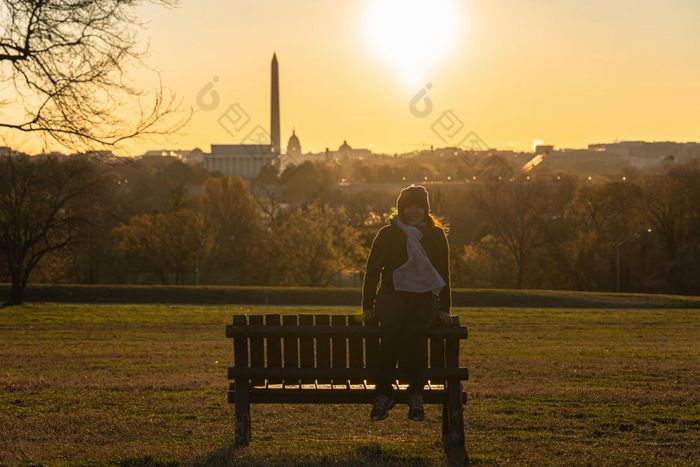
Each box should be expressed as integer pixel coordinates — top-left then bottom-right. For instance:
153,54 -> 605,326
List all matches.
428,212 -> 447,231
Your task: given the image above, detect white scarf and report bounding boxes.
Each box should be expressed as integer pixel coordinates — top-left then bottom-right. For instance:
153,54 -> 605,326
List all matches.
393,217 -> 446,295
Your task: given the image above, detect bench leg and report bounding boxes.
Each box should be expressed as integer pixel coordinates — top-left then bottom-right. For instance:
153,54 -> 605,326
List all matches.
234,382 -> 251,446
442,402 -> 449,437
444,380 -> 469,465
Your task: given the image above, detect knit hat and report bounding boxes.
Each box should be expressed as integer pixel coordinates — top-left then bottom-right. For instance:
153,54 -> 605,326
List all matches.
397,185 -> 430,215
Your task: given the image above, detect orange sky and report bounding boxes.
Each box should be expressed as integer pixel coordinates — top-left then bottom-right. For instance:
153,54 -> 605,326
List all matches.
7,0 -> 700,155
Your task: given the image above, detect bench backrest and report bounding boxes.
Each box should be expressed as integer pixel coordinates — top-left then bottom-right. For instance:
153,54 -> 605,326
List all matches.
226,314 -> 468,386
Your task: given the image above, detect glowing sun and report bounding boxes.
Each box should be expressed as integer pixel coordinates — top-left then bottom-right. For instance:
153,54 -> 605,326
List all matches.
362,0 -> 462,89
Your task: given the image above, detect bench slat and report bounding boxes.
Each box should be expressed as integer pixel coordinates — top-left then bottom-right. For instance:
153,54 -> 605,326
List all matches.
232,315 -> 248,369
266,314 -> 282,385
249,315 -> 265,387
348,315 -> 363,385
283,315 -> 299,387
331,315 -> 348,387
227,367 -> 468,380
299,314 -> 314,384
315,315 -> 331,385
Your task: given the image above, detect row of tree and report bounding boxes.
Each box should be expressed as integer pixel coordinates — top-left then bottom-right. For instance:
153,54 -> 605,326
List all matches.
449,163 -> 700,294
0,154 -> 369,304
112,176 -> 364,287
1,153 -> 699,305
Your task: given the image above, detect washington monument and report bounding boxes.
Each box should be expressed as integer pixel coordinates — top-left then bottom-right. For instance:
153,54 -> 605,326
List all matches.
271,53 -> 281,154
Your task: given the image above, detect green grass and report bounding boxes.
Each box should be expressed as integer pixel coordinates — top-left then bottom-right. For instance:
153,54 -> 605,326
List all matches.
3,283 -> 700,308
1,304 -> 699,465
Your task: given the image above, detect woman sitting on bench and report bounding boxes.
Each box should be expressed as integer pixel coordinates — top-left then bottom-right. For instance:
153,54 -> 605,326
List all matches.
362,184 -> 453,422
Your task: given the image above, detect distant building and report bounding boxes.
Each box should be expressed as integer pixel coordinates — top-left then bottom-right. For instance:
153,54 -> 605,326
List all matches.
682,143 -> 700,162
327,140 -> 373,161
587,141 -> 699,167
206,144 -> 278,178
588,141 -> 644,158
285,129 -> 302,165
139,148 -> 205,165
535,145 -> 554,155
187,148 -> 205,164
141,150 -> 169,158
68,150 -> 119,163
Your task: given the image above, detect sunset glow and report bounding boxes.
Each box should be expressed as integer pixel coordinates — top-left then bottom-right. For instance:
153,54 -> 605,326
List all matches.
3,0 -> 700,155
362,0 -> 462,88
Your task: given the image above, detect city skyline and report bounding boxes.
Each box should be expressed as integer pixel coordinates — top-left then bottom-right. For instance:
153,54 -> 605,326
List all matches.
3,0 -> 699,155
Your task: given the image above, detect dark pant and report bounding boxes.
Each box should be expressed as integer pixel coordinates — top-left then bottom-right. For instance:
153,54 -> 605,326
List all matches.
374,290 -> 438,396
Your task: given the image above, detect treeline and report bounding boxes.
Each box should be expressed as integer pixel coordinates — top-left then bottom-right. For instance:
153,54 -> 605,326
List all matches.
449,164 -> 700,294
1,153 -> 699,305
0,155 -> 366,293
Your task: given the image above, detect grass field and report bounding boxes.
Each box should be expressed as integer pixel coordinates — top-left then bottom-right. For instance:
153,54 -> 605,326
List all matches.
1,304 -> 699,466
4,283 -> 700,309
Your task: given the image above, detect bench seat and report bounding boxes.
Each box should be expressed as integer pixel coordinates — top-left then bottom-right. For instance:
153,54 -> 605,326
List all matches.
229,384 -> 468,404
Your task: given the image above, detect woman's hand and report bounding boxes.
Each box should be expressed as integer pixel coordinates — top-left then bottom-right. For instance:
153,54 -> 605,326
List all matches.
438,311 -> 453,326
362,309 -> 376,325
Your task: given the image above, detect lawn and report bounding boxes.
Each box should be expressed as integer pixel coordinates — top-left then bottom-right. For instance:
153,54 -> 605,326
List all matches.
1,304 -> 699,466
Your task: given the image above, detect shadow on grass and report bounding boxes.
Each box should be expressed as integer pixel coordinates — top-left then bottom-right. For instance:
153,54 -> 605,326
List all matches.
353,442 -> 429,466
115,456 -> 179,467
192,445 -> 236,466
188,442 -> 432,466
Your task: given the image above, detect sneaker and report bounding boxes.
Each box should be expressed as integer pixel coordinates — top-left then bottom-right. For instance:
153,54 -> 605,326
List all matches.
370,394 -> 394,421
407,392 -> 425,421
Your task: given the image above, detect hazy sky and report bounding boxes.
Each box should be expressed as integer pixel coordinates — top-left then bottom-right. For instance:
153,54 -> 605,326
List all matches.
10,0 -> 700,154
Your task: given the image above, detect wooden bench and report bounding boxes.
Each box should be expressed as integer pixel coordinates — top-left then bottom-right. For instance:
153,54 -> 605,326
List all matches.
226,313 -> 469,463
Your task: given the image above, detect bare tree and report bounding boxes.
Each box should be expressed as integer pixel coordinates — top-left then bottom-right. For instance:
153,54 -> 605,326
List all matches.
270,202 -> 364,287
472,176 -> 550,289
0,0 -> 187,151
251,165 -> 285,227
0,154 -> 107,305
642,163 -> 700,293
114,208 -> 205,285
200,176 -> 267,284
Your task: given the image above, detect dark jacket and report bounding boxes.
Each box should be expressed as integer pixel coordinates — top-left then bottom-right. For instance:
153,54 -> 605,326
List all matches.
361,216 -> 451,313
